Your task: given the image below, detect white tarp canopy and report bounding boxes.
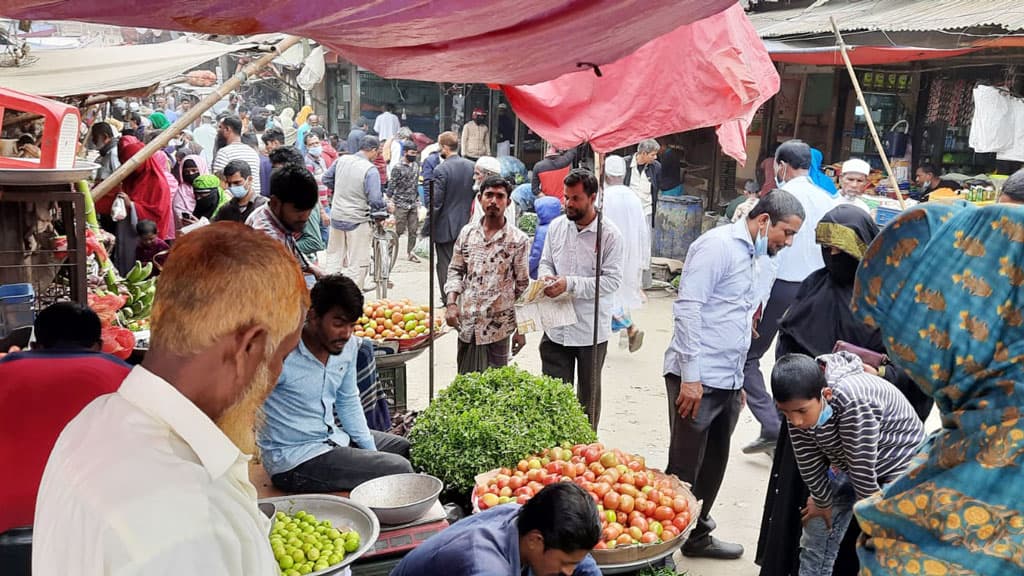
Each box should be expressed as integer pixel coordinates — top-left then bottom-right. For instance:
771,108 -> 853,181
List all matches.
0,37 -> 254,97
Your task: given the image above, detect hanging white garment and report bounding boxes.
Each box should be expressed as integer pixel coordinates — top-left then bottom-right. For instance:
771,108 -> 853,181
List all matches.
969,85 -> 1014,153
997,98 -> 1024,162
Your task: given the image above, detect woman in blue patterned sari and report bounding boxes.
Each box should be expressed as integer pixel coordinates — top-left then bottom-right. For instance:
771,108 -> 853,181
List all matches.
851,202 -> 1024,574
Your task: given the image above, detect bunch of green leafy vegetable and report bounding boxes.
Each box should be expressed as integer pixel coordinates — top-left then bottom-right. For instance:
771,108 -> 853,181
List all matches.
409,366 -> 597,493
517,212 -> 538,236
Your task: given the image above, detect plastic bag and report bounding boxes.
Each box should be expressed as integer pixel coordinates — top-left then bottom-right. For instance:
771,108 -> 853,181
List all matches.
111,196 -> 127,222
413,236 -> 430,260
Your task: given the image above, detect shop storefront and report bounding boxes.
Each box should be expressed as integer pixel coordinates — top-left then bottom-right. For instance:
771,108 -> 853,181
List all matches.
322,65 -> 546,168
758,58 -> 1023,195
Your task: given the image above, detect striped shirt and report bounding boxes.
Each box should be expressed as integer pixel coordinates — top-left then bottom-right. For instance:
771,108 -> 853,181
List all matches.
212,143 -> 262,196
790,352 -> 924,509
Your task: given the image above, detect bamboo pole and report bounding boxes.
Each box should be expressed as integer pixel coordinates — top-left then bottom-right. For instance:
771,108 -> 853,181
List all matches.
90,35 -> 303,202
792,73 -> 807,139
830,18 -> 905,209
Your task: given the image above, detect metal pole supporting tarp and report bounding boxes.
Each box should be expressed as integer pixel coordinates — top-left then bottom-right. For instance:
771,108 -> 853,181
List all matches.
89,35 -> 303,202
428,178 -> 436,401
589,151 -> 605,432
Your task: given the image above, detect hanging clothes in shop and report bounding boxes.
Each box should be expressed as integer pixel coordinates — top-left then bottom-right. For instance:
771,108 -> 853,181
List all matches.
968,85 -> 1016,154
996,98 -> 1024,163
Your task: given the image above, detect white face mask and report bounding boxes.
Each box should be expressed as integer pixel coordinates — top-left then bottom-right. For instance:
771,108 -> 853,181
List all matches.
775,163 -> 787,188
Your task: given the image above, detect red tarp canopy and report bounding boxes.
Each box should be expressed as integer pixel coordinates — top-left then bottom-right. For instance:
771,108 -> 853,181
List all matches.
3,0 -> 735,86
502,3 -> 779,163
764,42 -> 981,66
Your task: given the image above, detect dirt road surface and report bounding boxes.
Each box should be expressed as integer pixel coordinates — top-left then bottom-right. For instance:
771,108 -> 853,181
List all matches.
382,254 -> 771,575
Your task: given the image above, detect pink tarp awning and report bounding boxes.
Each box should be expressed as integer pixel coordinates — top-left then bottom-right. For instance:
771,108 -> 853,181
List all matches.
501,3 -> 779,163
3,0 -> 735,86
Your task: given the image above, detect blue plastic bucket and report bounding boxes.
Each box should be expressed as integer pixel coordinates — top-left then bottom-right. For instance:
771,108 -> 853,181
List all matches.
0,283 -> 34,339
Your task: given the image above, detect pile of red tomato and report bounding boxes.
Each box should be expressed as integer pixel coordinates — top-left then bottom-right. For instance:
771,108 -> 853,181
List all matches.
473,443 -> 692,549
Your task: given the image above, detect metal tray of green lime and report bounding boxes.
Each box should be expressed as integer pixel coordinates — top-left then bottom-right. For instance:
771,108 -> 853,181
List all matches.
259,494 -> 380,575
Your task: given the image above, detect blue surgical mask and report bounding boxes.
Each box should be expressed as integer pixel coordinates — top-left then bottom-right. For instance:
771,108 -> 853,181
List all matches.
308,145 -> 323,157
813,395 -> 833,429
754,219 -> 770,257
229,184 -> 248,199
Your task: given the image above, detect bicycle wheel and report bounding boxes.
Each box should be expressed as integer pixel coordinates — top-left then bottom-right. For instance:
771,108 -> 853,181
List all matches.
373,236 -> 387,299
385,230 -> 399,274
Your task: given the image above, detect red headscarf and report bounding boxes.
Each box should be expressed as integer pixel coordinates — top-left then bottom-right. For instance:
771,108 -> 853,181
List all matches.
117,135 -> 173,240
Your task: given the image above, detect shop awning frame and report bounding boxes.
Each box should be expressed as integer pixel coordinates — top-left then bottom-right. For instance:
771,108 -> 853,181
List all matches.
0,37 -> 255,98
765,40 -> 982,66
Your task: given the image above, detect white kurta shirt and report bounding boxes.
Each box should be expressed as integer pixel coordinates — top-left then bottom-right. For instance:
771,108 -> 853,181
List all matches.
538,215 -> 625,346
776,175 -> 838,283
603,184 -> 650,312
33,366 -> 276,576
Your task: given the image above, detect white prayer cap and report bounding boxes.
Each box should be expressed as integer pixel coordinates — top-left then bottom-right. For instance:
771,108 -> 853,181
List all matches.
842,158 -> 871,176
605,155 -> 626,177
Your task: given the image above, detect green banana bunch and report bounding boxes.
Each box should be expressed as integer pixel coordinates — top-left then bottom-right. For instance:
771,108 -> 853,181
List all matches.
119,261 -> 159,324
125,262 -> 143,284
125,262 -> 154,284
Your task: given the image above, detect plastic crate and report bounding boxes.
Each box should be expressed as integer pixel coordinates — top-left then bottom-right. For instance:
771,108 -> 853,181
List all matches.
377,364 -> 407,413
875,207 -> 901,227
0,283 -> 34,339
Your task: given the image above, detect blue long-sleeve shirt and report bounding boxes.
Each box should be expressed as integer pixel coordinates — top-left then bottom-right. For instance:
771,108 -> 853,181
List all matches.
391,504 -> 601,576
662,217 -> 773,389
258,337 -> 376,476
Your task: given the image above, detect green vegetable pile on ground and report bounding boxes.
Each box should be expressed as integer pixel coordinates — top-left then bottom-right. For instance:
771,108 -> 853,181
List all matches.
409,366 -> 597,494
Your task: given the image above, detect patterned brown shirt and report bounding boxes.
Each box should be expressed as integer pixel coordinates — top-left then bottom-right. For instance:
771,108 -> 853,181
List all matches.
445,217 -> 530,344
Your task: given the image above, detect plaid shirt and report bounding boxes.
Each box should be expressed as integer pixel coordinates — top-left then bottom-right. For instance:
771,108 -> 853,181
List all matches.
445,217 -> 530,344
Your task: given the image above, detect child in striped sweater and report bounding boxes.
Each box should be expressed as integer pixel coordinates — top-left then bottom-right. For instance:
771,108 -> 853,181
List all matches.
771,352 -> 925,576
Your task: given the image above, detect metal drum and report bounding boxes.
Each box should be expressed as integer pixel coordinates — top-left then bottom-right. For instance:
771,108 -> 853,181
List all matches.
653,195 -> 703,261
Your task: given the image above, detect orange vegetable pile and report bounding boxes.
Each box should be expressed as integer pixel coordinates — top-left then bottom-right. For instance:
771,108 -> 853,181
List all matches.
355,299 -> 439,341
474,443 -> 692,549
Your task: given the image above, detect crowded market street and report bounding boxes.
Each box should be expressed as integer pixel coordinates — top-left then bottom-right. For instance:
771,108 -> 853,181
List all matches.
395,257 -> 769,576
2,3 -> 1023,576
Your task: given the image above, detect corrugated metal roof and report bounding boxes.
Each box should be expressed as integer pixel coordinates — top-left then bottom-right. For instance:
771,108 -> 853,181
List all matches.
750,0 -> 1024,38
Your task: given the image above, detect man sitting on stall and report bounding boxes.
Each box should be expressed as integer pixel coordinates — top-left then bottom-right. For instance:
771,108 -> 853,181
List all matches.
0,302 -> 130,537
915,163 -> 961,200
392,482 -> 602,576
259,274 -> 414,493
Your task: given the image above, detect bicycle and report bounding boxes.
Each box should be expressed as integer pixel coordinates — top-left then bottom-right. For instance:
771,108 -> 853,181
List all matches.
369,212 -> 399,299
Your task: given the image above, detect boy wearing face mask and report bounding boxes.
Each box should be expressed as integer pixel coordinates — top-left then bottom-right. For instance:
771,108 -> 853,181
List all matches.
215,160 -> 267,223
771,353 -> 924,576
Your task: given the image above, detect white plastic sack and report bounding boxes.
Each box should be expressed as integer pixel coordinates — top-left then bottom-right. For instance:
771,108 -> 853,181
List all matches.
413,236 -> 430,260
297,46 -> 325,91
111,196 -> 127,222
